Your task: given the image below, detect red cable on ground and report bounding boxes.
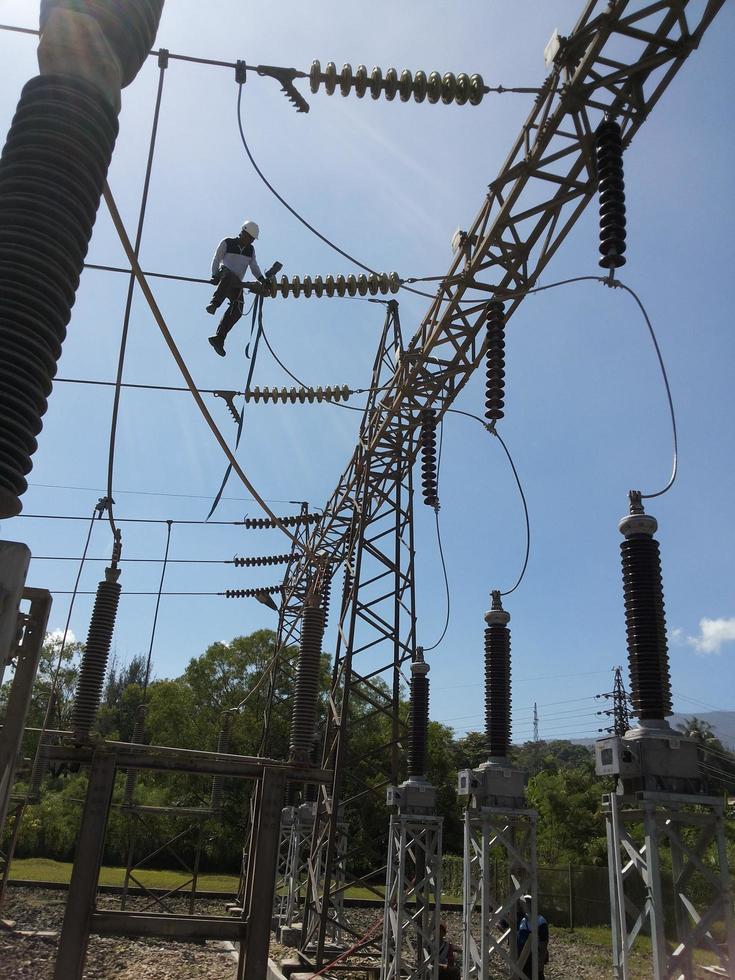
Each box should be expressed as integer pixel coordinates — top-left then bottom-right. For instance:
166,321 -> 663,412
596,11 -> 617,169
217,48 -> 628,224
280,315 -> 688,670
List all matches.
308,915 -> 384,978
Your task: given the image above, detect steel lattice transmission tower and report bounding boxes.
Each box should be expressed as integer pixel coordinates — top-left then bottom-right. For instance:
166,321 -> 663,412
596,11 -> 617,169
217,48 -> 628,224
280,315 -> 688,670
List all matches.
246,0 -> 728,969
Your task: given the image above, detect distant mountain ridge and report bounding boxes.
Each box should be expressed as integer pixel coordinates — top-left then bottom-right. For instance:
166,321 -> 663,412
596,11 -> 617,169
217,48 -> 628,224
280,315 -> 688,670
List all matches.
669,711 -> 735,751
568,711 -> 735,751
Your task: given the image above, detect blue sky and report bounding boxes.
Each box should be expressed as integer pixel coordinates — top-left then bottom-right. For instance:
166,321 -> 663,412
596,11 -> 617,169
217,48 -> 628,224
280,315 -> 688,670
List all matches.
1,1 -> 734,744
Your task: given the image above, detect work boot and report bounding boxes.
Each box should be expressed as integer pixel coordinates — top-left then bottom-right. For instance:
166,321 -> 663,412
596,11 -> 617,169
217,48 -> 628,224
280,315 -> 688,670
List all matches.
206,302 -> 217,314
208,335 -> 226,357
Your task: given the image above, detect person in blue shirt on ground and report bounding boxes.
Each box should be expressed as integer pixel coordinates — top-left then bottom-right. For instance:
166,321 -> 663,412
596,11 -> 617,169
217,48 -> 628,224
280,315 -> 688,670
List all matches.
206,219 -> 267,357
517,895 -> 549,979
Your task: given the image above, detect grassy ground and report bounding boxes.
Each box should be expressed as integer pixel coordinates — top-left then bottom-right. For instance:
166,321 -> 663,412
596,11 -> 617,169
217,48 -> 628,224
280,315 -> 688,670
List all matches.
10,857 -> 240,892
557,927 -> 722,979
10,857 -> 387,900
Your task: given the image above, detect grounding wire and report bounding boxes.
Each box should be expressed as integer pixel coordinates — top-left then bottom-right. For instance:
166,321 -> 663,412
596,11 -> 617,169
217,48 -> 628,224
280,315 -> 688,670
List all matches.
106,60 -> 167,539
142,520 -> 172,696
101,182 -> 301,549
447,409 -> 530,596
424,421 -> 450,652
235,83 -> 440,302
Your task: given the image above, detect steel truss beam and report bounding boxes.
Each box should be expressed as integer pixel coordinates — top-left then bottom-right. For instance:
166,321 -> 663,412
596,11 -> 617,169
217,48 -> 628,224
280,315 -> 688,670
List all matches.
296,0 -> 727,572
275,802 -> 348,940
605,791 -> 734,980
463,807 -> 539,980
381,814 -> 442,980
300,302 -> 418,963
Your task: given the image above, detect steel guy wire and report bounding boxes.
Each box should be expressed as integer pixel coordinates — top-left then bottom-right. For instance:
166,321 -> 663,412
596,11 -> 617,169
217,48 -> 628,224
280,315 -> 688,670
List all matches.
106,58 -> 167,540
142,520 -> 172,696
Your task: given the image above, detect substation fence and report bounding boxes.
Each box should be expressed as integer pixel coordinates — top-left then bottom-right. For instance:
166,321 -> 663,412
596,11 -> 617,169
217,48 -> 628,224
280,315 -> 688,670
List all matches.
441,855 -> 692,930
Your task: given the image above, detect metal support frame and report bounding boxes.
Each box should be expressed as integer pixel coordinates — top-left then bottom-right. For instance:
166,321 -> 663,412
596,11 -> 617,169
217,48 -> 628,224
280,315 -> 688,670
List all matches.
301,302 -> 418,964
0,541 -> 31,688
0,586 -> 51,901
604,790 -> 734,980
234,502 -> 314,910
462,805 -> 538,980
46,740 -> 328,980
119,806 -> 208,914
381,811 -> 442,980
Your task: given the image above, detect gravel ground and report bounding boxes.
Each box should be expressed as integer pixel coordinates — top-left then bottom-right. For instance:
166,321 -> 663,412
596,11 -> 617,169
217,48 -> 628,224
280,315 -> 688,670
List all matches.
0,887 -> 723,979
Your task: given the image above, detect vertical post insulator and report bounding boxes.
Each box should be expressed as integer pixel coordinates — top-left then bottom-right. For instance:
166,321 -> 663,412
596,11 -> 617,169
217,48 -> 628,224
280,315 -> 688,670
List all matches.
71,564 -> 121,742
408,650 -> 430,780
210,710 -> 233,814
596,119 -> 627,270
420,408 -> 439,508
619,494 -> 672,721
122,703 -> 147,806
484,590 -> 511,758
27,690 -> 57,803
485,300 -> 506,423
289,602 -> 325,765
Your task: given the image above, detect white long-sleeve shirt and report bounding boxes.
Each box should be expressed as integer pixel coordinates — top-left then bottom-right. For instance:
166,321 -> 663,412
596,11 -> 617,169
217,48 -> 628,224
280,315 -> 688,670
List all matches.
211,237 -> 263,281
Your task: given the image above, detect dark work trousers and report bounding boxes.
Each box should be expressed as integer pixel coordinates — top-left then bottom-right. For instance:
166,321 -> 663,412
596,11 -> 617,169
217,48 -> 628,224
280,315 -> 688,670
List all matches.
210,269 -> 244,338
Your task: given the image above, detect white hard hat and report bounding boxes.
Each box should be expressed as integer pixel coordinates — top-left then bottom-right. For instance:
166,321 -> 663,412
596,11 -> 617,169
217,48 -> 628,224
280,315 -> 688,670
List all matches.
241,220 -> 259,240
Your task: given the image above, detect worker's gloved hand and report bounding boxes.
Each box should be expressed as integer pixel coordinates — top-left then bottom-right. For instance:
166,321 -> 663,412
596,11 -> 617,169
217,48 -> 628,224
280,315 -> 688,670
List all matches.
251,278 -> 269,295
210,269 -> 223,285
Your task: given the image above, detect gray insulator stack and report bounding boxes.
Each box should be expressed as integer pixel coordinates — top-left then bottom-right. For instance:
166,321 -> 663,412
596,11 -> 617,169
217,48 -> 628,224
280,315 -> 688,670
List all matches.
210,710 -> 233,814
408,652 -> 430,780
484,591 -> 511,759
289,603 -> 325,765
619,495 -> 672,721
305,733 -> 322,803
71,564 -> 121,742
27,690 -> 57,803
122,703 -> 147,806
0,0 -> 164,519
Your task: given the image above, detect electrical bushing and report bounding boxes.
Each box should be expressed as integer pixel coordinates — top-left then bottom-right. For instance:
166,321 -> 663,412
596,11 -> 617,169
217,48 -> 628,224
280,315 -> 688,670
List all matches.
289,602 -> 325,765
484,590 -> 511,758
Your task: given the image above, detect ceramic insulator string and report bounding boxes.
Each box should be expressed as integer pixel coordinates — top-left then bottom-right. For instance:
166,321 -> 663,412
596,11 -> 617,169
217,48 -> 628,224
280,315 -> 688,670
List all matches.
264,272 -> 400,299
484,300 -> 506,423
245,385 -> 351,404
233,553 -> 290,567
241,513 -> 320,530
310,61 -> 487,106
596,119 -> 627,270
420,409 -> 439,508
225,585 -> 282,599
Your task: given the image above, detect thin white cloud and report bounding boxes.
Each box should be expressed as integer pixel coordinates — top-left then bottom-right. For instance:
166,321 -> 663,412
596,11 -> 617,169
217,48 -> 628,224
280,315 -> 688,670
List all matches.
47,628 -> 76,645
671,617 -> 735,656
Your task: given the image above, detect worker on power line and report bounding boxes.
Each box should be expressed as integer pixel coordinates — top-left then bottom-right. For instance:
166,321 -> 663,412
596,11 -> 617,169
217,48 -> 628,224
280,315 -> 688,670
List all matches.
206,220 -> 267,357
